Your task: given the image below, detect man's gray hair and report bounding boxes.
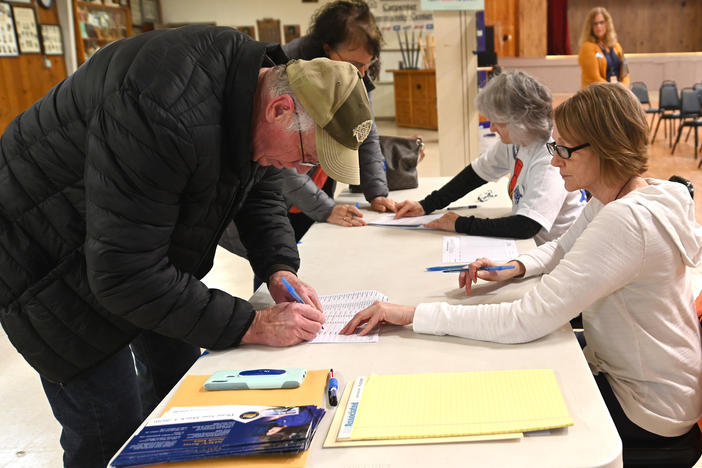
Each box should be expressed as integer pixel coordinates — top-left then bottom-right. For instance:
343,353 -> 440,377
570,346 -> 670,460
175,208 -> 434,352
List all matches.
476,70 -> 553,146
268,64 -> 315,134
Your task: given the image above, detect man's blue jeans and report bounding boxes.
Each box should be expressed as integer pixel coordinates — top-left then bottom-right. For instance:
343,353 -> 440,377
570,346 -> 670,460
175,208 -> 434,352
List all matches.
40,331 -> 200,468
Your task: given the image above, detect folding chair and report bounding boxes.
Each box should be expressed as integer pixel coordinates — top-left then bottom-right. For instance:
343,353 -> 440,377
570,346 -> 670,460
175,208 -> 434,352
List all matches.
671,88 -> 702,159
630,82 -> 659,132
652,81 -> 681,147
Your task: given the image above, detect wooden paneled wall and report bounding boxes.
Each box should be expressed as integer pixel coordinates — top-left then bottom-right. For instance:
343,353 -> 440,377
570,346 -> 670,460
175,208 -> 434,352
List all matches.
0,1 -> 67,134
484,0 -> 547,58
568,0 -> 702,53
517,0 -> 547,57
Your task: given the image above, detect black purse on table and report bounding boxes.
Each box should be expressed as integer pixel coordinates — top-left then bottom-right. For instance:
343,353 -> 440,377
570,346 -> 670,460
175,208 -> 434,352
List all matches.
350,136 -> 424,192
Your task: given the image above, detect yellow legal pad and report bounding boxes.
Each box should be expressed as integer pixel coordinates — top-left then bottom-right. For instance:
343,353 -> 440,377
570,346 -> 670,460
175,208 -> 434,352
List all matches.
339,369 -> 573,441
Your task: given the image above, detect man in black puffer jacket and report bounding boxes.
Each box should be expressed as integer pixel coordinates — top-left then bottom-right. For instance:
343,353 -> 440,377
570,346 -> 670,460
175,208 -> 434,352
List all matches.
0,26 -> 372,467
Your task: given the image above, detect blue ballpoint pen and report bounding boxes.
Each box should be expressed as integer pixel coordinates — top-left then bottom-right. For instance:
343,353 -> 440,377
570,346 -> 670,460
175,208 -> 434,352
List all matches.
442,265 -> 516,273
280,277 -> 324,329
281,276 -> 305,303
426,264 -> 469,271
327,369 -> 338,406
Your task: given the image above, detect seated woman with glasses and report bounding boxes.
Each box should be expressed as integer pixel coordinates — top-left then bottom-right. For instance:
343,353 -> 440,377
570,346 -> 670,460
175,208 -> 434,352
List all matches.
342,83 -> 702,452
281,0 -> 394,240
395,70 -> 585,245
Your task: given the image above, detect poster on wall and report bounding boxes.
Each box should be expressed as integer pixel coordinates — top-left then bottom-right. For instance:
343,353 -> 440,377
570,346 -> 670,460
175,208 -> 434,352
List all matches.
141,0 -> 160,23
129,0 -> 142,26
12,6 -> 40,53
369,0 -> 434,78
0,3 -> 19,57
40,24 -> 63,55
370,0 -> 433,49
420,0 -> 483,10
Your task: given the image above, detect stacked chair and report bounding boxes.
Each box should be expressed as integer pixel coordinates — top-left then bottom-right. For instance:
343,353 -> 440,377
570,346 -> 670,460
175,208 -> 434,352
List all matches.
670,87 -> 702,162
630,81 -> 660,132
651,81 -> 681,148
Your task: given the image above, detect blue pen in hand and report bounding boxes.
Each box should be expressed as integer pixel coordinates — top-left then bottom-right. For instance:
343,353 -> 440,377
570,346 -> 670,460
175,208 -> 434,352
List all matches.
280,277 -> 324,329
441,265 -> 516,273
281,276 -> 305,303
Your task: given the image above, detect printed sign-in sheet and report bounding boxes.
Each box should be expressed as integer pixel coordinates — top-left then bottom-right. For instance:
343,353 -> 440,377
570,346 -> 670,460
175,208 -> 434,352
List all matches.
442,236 -> 518,264
311,290 -> 388,343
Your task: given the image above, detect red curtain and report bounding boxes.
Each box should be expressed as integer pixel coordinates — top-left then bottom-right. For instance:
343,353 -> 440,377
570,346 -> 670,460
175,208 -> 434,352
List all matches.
548,0 -> 571,55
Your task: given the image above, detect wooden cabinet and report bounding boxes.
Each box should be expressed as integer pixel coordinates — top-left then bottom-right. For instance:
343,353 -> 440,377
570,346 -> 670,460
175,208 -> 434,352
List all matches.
73,0 -> 132,65
390,69 -> 438,130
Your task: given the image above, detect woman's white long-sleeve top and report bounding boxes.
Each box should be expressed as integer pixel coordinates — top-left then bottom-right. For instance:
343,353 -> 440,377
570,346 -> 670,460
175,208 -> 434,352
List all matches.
414,179 -> 702,437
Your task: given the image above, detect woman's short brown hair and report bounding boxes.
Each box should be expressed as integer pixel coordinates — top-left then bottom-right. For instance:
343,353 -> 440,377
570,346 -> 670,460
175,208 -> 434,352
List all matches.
309,0 -> 383,80
554,83 -> 648,185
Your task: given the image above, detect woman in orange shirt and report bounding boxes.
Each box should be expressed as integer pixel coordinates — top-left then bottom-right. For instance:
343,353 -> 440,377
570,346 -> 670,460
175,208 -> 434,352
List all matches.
578,7 -> 629,88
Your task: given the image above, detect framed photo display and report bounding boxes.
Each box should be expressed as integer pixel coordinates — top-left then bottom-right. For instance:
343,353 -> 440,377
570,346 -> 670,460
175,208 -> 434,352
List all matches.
40,24 -> 62,55
12,5 -> 40,53
237,25 -> 255,40
0,3 -> 19,57
140,0 -> 160,23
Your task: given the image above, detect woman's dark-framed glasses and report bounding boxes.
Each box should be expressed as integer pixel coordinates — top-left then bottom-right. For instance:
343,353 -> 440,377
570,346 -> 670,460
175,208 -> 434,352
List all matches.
546,141 -> 590,160
294,107 -> 319,168
333,49 -> 379,72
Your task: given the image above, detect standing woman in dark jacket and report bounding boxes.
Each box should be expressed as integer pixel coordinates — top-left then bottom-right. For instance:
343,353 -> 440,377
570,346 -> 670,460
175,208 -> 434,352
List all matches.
282,0 -> 396,238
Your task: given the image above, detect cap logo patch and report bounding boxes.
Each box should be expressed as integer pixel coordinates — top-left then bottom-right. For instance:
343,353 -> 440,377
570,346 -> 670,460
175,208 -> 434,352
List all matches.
353,120 -> 373,143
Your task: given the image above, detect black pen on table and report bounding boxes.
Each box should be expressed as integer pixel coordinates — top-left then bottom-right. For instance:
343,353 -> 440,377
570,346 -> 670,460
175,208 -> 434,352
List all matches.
446,204 -> 478,210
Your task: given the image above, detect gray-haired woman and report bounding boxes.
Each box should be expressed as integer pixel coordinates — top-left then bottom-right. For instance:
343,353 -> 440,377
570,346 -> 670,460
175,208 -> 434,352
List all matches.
395,70 -> 584,244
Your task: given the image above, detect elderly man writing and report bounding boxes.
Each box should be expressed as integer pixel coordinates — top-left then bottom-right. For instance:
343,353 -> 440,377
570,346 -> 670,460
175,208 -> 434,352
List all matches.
0,26 -> 371,467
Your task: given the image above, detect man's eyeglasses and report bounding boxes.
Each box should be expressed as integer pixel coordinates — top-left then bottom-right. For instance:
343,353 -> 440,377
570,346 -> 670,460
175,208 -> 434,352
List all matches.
546,142 -> 590,160
294,107 -> 318,168
333,49 -> 378,73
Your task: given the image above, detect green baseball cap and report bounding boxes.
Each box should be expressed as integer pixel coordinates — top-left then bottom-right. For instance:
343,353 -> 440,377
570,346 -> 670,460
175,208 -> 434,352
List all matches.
287,58 -> 373,185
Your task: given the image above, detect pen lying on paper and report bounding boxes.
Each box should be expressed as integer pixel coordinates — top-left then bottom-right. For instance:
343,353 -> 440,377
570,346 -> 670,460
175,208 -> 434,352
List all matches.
426,264 -> 516,272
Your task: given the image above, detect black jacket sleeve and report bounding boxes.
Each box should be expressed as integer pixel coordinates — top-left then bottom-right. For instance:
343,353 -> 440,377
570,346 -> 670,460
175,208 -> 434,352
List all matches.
420,164 -> 486,213
235,167 -> 300,281
455,214 -> 542,239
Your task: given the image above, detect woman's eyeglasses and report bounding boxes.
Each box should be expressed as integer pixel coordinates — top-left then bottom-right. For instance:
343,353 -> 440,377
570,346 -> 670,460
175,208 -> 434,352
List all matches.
333,49 -> 378,73
546,142 -> 590,160
294,107 -> 319,168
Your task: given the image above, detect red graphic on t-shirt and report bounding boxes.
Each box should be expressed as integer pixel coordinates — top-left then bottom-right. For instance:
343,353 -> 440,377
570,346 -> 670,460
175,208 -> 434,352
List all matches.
508,158 -> 523,199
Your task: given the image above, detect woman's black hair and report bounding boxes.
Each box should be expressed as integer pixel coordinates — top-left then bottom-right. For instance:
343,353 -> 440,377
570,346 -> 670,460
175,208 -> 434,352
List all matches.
308,0 -> 383,80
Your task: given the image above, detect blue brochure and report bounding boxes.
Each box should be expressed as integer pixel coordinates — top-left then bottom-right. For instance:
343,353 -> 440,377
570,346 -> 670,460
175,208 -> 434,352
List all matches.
112,405 -> 325,467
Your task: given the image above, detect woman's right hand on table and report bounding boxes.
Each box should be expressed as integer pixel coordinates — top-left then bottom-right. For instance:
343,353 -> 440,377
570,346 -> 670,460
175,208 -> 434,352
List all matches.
394,200 -> 425,219
459,258 -> 525,296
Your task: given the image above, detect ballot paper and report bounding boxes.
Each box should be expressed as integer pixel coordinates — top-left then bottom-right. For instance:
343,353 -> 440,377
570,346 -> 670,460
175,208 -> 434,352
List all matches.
368,213 -> 443,228
311,290 -> 388,344
442,235 -> 518,264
